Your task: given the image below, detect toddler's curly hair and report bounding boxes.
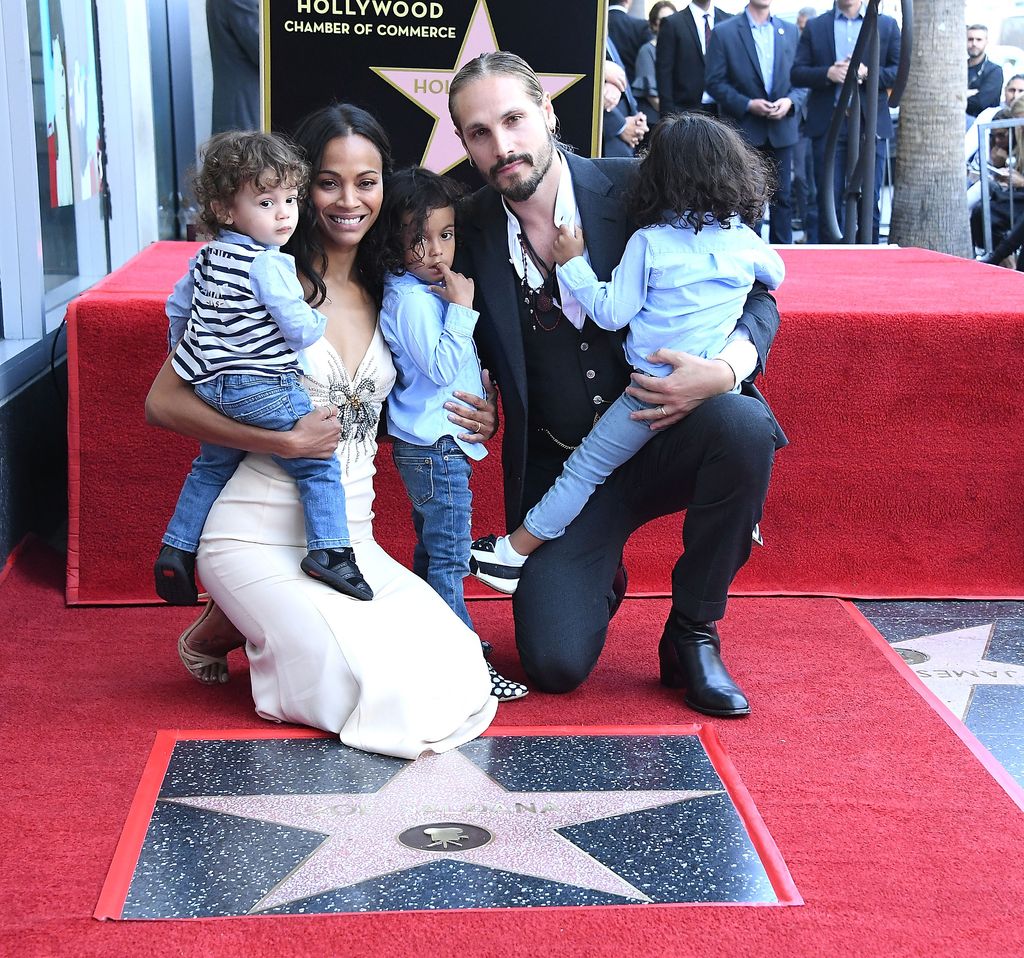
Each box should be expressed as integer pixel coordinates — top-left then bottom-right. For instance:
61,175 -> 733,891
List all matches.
377,166 -> 466,277
192,130 -> 309,236
628,112 -> 774,232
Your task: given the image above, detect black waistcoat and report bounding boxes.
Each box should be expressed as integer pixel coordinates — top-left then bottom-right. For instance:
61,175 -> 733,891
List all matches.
513,262 -> 631,453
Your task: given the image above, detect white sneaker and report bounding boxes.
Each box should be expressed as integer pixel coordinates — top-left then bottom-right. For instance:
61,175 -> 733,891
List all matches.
469,535 -> 521,594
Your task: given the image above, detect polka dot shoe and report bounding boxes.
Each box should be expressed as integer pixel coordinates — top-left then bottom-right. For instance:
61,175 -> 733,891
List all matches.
487,663 -> 528,701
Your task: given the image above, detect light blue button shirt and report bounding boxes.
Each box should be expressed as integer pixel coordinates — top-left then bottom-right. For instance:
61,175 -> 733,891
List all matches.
557,217 -> 785,377
833,2 -> 865,62
380,270 -> 487,461
165,229 -> 326,372
745,8 -> 776,97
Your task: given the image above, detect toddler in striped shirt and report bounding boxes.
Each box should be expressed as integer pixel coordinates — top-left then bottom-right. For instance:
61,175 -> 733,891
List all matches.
155,131 -> 371,606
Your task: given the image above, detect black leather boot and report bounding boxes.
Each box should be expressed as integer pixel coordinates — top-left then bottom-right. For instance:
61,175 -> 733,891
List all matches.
658,611 -> 750,717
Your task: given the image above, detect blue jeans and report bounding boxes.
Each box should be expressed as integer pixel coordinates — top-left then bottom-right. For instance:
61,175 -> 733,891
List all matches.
163,372 -> 349,553
524,389 -> 656,541
392,436 -> 473,629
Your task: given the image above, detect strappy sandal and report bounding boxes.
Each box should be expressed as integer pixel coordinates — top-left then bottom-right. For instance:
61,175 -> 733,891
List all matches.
487,662 -> 528,701
177,600 -> 229,685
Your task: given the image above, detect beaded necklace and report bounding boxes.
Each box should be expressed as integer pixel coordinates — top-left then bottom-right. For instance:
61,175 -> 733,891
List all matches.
517,228 -> 561,332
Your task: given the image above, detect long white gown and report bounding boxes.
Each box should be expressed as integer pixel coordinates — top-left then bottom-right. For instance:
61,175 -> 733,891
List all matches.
196,329 -> 498,759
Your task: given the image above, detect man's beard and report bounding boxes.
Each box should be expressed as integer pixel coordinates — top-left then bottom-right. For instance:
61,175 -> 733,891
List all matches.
488,136 -> 556,202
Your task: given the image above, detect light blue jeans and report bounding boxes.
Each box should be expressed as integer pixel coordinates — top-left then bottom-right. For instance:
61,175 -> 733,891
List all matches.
524,389 -> 657,541
392,436 -> 474,629
163,372 -> 350,553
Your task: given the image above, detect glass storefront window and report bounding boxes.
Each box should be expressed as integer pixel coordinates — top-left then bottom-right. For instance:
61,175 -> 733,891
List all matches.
26,0 -> 109,302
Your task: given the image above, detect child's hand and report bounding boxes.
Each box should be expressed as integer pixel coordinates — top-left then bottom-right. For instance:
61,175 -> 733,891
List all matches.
429,263 -> 476,309
552,224 -> 585,265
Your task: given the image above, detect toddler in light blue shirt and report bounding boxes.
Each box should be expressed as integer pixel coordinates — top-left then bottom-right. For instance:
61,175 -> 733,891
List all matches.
378,167 -> 527,702
470,113 -> 785,594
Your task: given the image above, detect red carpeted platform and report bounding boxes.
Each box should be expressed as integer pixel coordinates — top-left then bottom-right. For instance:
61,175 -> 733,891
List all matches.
6,538 -> 1024,956
66,243 -> 1024,604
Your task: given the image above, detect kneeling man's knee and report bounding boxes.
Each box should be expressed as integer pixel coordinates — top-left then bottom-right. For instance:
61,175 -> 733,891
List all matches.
518,642 -> 598,694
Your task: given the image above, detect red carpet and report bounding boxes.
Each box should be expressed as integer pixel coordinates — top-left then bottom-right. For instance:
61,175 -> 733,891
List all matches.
66,244 -> 1024,604
5,538 -> 1024,956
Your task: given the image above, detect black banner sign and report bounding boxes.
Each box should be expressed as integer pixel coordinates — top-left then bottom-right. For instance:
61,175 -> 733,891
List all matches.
262,0 -> 605,180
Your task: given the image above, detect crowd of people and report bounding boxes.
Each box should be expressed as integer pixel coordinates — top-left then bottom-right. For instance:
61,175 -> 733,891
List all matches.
608,6 -> 1022,262
603,0 -> 902,245
964,23 -> 1024,265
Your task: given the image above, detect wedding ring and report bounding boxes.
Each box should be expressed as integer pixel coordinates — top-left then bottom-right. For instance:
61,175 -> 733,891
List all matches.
657,405 -> 667,417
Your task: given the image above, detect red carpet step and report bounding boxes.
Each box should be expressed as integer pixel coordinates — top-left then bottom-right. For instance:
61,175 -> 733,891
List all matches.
66,245 -> 1024,604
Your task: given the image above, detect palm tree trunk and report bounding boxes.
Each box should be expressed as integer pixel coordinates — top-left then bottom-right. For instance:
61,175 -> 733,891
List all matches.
889,0 -> 973,255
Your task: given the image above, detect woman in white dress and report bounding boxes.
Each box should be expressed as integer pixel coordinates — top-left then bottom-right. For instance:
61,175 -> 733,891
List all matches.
145,105 -> 504,759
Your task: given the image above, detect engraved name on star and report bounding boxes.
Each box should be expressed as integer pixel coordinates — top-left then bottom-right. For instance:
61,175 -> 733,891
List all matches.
371,0 -> 585,173
169,748 -> 720,911
892,623 -> 1023,720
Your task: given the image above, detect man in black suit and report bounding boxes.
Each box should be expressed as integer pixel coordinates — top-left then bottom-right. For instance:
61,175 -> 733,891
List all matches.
656,1 -> 733,116
602,39 -> 649,157
791,0 -> 900,242
446,52 -> 786,717
608,0 -> 651,84
705,0 -> 806,243
206,0 -> 260,133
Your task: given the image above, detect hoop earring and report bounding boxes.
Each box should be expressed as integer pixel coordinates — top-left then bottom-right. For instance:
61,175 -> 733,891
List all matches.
466,155 -> 476,168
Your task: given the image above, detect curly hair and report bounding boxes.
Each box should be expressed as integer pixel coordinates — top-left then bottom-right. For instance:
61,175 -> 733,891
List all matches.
628,113 -> 774,232
377,167 -> 466,278
192,131 -> 309,237
284,103 -> 394,307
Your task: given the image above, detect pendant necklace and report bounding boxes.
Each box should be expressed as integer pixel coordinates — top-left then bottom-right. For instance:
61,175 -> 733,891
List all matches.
517,229 -> 561,332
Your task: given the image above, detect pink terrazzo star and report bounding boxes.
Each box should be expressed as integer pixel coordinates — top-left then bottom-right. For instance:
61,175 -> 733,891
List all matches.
371,0 -> 584,173
171,748 -> 719,911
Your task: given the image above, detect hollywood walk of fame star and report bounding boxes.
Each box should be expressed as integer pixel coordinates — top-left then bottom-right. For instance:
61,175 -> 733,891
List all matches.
892,623 -> 1023,720
370,0 -> 585,173
169,748 -> 721,911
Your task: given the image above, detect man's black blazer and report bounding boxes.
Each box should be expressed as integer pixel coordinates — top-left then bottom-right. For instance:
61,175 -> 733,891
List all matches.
608,6 -> 651,83
790,9 -> 900,140
456,151 -> 783,528
656,6 -> 734,115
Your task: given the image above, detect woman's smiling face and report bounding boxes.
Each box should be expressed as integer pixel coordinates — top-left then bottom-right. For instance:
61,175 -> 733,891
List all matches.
308,134 -> 384,252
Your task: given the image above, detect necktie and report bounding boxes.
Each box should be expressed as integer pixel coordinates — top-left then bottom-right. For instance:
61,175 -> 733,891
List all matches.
704,13 -> 711,51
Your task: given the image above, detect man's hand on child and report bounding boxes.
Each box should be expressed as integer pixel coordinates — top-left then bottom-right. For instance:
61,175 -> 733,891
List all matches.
552,224 -> 585,265
429,263 -> 476,309
625,349 -> 736,430
446,368 -> 498,443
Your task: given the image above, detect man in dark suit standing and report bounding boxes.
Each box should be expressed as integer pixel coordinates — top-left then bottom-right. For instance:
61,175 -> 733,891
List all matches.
791,0 -> 900,242
608,0 -> 651,84
705,0 -> 805,243
656,1 -> 733,116
446,52 -> 785,718
206,0 -> 260,134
